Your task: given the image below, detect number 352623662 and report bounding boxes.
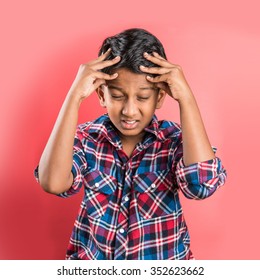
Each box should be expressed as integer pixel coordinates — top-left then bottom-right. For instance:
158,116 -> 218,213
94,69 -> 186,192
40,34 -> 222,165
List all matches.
150,266 -> 205,276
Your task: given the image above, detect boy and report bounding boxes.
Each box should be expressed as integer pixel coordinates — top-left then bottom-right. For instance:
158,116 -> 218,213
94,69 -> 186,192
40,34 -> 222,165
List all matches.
34,28 -> 227,260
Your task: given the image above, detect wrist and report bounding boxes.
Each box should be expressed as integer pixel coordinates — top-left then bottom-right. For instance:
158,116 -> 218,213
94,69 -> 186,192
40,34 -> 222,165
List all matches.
177,90 -> 196,108
66,90 -> 84,108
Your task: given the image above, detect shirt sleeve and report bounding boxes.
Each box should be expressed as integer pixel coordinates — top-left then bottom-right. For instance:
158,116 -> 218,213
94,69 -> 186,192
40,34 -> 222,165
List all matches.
57,126 -> 87,198
174,145 -> 227,200
34,125 -> 87,198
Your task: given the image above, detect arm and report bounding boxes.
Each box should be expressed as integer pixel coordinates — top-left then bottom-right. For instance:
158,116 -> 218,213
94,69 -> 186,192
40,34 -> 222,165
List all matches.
178,90 -> 215,166
140,52 -> 226,199
140,52 -> 215,166
38,49 -> 120,194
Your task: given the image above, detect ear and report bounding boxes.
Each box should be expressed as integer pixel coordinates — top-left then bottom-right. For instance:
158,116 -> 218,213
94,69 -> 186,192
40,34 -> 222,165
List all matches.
96,86 -> 106,108
155,89 -> 167,109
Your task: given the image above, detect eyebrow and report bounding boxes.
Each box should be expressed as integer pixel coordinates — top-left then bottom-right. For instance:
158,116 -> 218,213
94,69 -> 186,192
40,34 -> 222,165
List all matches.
139,87 -> 158,91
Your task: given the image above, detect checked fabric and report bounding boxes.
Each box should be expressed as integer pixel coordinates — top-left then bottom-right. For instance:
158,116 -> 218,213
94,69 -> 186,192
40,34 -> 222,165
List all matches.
34,114 -> 226,259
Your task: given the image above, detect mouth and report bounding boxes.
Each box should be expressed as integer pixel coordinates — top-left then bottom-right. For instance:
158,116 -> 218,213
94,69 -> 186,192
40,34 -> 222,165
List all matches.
121,120 -> 139,129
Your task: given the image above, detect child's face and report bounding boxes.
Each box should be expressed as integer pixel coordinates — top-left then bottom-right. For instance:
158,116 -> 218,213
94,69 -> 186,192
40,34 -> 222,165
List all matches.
98,68 -> 166,144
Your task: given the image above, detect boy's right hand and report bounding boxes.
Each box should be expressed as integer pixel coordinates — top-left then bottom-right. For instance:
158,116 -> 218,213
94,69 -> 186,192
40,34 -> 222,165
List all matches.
69,49 -> 120,102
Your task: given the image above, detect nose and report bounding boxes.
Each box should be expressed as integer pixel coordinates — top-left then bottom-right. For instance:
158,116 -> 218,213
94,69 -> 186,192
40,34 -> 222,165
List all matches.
122,98 -> 138,117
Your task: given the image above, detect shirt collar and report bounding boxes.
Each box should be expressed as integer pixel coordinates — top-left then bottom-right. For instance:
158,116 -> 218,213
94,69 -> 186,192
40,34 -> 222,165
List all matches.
144,115 -> 160,139
87,114 -> 121,148
144,115 -> 175,142
85,114 -> 178,147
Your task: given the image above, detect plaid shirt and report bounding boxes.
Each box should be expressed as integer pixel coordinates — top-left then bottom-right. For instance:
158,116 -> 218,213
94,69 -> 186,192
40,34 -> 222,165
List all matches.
35,114 -> 226,260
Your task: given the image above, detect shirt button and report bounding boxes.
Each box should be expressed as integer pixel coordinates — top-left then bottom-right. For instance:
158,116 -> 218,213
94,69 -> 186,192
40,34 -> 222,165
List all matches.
151,183 -> 156,189
124,196 -> 129,202
119,228 -> 125,234
95,183 -> 99,187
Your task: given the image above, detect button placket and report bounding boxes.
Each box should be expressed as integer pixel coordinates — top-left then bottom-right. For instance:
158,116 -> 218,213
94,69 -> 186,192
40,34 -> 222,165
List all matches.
114,160 -> 131,259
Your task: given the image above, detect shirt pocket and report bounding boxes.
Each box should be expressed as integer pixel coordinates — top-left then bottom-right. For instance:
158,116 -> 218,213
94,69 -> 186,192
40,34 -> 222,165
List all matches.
84,170 -> 117,219
133,170 -> 175,219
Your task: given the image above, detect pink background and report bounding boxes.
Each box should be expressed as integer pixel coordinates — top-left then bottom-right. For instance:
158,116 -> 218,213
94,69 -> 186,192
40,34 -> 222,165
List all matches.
1,0 -> 259,259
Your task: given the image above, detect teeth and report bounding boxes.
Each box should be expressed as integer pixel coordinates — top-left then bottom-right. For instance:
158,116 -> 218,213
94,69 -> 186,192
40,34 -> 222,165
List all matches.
125,120 -> 136,124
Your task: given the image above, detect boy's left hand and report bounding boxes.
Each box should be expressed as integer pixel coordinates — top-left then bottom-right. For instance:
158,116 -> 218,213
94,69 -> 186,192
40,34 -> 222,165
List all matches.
141,52 -> 216,166
140,52 -> 193,103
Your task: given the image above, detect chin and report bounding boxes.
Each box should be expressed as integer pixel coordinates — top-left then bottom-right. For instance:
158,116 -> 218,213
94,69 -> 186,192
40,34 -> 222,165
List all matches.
118,128 -> 144,138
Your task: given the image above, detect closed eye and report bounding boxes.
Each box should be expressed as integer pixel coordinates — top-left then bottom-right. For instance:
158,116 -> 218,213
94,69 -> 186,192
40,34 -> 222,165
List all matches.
111,95 -> 124,99
137,96 -> 150,101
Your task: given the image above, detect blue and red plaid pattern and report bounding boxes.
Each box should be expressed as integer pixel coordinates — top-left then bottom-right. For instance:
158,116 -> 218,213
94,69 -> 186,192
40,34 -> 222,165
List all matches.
34,114 -> 226,259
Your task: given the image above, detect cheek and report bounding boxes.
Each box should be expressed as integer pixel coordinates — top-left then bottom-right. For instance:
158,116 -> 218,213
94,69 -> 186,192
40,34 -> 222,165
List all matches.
106,100 -> 123,112
146,98 -> 159,110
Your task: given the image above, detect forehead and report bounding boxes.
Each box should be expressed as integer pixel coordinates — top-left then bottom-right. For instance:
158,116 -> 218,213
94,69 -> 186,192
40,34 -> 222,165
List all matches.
106,68 -> 155,89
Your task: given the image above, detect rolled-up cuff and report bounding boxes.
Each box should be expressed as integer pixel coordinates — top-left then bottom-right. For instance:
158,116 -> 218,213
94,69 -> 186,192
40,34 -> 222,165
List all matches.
175,157 -> 226,199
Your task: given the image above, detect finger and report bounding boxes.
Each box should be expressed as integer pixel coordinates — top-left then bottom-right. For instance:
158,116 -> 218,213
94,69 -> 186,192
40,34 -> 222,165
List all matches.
152,52 -> 167,61
96,48 -> 112,61
93,71 -> 118,81
139,65 -> 171,75
143,52 -> 171,67
154,82 -> 168,91
93,78 -> 106,88
93,55 -> 121,71
152,52 -> 182,69
87,48 -> 112,66
146,73 -> 169,83
93,72 -> 118,90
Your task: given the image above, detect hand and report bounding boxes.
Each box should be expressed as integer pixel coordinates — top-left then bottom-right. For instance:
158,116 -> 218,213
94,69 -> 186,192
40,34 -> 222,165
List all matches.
140,52 -> 193,103
140,52 -> 216,165
69,49 -> 121,102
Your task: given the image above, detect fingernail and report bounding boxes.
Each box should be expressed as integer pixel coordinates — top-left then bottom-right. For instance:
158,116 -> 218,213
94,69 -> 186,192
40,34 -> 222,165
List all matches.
140,65 -> 145,69
147,75 -> 152,79
114,56 -> 120,60
144,52 -> 149,57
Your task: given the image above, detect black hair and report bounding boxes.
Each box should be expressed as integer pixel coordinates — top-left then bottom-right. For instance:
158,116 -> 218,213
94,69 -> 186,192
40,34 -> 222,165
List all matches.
98,28 -> 167,75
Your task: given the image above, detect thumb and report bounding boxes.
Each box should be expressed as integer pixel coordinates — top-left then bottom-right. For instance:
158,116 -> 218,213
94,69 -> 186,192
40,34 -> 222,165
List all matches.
155,82 -> 169,91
